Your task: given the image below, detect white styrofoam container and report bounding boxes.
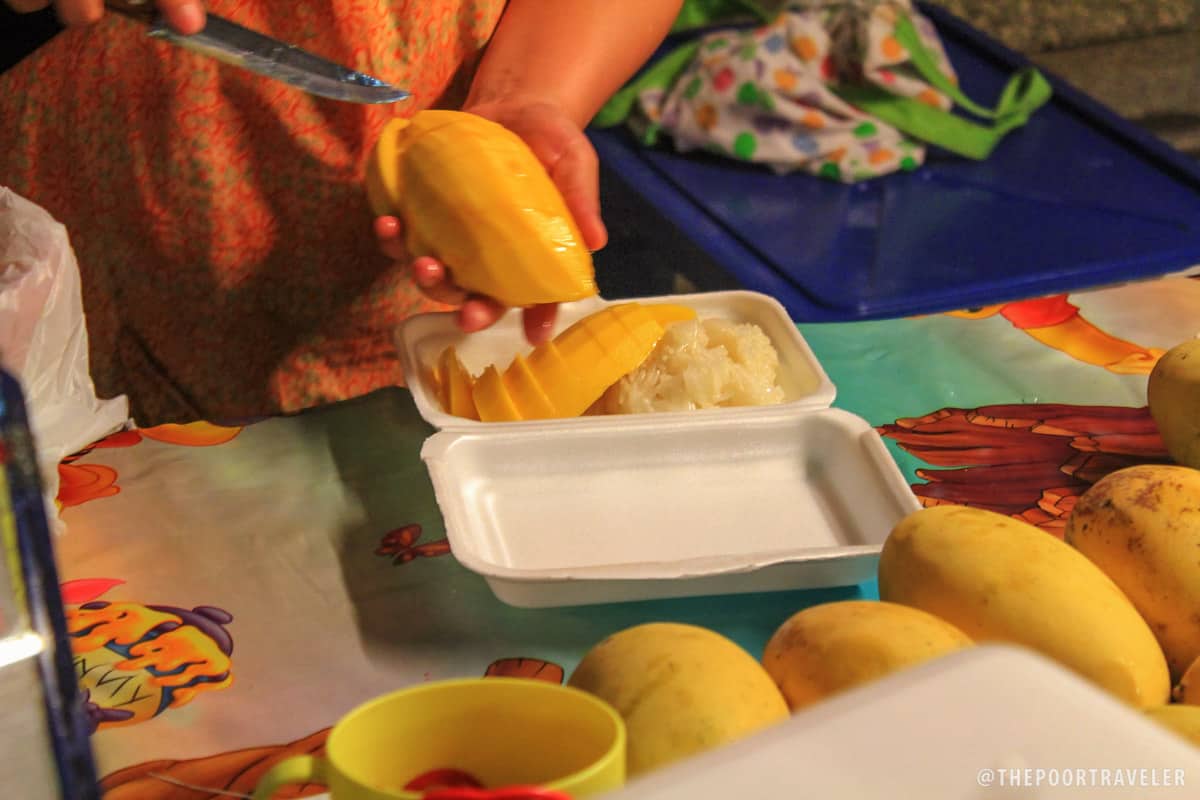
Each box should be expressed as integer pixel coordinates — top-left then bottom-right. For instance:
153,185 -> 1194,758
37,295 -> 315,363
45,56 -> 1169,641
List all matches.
599,644 -> 1200,799
397,291 -> 837,431
397,290 -> 921,607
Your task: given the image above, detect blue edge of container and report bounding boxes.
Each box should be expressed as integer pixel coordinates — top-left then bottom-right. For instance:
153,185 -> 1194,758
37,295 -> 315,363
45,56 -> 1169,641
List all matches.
2,372 -> 100,800
587,2 -> 1200,322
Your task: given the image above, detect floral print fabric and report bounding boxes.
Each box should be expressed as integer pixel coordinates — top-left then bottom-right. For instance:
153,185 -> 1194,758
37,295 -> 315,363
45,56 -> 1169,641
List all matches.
638,0 -> 958,182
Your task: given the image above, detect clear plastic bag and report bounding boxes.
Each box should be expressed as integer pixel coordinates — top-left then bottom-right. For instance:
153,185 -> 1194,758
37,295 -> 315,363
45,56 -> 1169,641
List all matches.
0,187 -> 130,532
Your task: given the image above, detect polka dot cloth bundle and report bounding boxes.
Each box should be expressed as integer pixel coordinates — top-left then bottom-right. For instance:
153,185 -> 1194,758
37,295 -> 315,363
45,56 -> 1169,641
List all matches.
636,0 -> 959,182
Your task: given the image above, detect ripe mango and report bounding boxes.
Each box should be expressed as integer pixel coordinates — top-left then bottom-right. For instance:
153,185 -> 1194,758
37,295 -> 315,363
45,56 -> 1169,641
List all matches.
568,622 -> 788,777
366,111 -> 597,308
878,505 -> 1170,708
1144,705 -> 1200,748
436,303 -> 697,421
1065,464 -> 1200,682
762,600 -> 973,711
1148,338 -> 1200,469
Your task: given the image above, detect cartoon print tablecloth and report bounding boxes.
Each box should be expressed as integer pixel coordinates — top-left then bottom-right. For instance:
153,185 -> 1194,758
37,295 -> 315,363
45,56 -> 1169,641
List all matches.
48,275 -> 1200,799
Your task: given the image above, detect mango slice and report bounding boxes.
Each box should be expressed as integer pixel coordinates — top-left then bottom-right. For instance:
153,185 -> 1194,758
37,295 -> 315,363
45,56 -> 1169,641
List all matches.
503,355 -> 558,419
472,366 -> 522,422
366,111 -> 597,308
432,303 -> 698,421
439,346 -> 479,420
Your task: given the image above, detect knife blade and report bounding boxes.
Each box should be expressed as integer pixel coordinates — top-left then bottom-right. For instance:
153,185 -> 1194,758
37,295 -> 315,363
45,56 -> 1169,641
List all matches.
105,0 -> 409,104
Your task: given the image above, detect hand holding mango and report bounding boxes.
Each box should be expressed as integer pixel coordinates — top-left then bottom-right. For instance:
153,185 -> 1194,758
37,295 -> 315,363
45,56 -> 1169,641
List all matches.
368,108 -> 603,344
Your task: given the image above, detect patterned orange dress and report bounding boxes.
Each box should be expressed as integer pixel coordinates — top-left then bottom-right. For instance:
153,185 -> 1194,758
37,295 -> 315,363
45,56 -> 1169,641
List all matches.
0,0 -> 505,423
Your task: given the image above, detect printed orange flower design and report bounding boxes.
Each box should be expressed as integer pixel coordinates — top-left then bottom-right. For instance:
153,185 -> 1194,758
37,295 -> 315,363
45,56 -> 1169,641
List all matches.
137,422 -> 243,446
57,463 -> 121,509
56,422 -> 245,509
57,430 -> 142,508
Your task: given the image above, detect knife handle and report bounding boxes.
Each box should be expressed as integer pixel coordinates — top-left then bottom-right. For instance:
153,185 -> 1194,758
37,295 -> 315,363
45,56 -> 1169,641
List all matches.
105,0 -> 160,25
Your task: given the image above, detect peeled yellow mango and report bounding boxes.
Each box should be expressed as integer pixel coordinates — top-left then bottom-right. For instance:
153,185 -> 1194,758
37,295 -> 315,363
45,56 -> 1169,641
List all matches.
462,302 -> 696,422
762,600 -> 973,712
568,622 -> 788,777
1064,464 -> 1200,682
366,110 -> 597,308
1144,705 -> 1200,748
878,505 -> 1171,708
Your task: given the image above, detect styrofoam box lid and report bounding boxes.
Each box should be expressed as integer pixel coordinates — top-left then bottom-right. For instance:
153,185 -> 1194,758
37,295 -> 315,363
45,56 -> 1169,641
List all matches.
396,290 -> 837,432
399,290 -> 920,606
600,644 -> 1200,799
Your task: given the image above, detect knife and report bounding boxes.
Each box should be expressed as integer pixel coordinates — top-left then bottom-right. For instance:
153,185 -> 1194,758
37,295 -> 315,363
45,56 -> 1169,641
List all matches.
105,0 -> 409,104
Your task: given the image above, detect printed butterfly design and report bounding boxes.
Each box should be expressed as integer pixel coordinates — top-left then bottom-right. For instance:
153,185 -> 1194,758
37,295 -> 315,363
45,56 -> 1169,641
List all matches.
374,524 -> 450,565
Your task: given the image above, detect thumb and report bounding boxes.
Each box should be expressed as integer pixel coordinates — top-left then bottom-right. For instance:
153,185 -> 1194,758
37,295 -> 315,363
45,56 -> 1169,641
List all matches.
548,136 -> 608,252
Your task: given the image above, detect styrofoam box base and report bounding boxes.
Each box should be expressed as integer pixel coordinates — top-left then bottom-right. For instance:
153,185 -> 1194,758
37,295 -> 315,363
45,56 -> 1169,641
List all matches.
421,406 -> 918,607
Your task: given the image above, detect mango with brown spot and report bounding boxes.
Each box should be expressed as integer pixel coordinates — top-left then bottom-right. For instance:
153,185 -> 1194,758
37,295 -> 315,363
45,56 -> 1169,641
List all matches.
762,600 -> 973,711
1065,464 -> 1200,683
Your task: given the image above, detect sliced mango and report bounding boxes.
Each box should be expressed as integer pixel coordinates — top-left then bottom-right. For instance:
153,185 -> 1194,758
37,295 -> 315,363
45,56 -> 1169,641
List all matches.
428,353 -> 448,414
472,366 -> 523,422
470,303 -> 697,421
527,342 -> 592,416
439,346 -> 479,420
578,304 -> 659,373
503,355 -> 558,420
645,303 -> 701,327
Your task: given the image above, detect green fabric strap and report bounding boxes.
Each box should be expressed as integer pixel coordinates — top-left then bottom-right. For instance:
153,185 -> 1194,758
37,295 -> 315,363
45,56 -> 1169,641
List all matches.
593,7 -> 1054,161
592,39 -> 702,130
832,13 -> 1053,159
671,0 -> 773,32
592,0 -> 772,129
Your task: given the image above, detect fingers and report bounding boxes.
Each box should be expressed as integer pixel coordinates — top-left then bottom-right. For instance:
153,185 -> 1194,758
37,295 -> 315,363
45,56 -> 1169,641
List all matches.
5,1 -> 51,13
457,296 -> 507,334
548,136 -> 608,252
373,215 -> 409,261
53,0 -> 103,26
16,0 -> 204,30
522,303 -> 558,345
155,0 -> 205,35
457,301 -> 557,345
411,257 -> 468,307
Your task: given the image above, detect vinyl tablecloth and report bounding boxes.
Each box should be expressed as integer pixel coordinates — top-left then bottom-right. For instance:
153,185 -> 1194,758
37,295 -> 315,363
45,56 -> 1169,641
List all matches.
50,275 -> 1200,799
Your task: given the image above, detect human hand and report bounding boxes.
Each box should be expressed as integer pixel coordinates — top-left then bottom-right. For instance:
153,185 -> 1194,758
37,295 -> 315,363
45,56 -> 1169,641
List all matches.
4,0 -> 205,33
374,100 -> 608,346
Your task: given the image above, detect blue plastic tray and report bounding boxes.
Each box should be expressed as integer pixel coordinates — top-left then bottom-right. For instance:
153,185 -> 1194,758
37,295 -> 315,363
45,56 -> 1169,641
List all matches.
587,3 -> 1200,321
